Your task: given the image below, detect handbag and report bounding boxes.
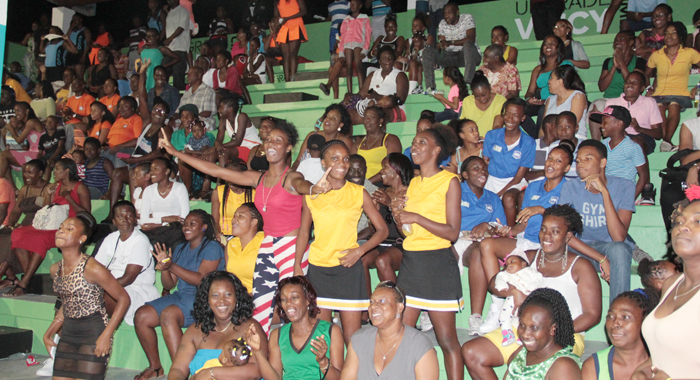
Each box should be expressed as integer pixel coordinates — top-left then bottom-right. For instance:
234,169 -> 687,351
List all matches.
32,204 -> 70,230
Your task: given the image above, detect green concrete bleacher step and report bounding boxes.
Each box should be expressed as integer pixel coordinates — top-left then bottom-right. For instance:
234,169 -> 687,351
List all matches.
263,92 -> 319,104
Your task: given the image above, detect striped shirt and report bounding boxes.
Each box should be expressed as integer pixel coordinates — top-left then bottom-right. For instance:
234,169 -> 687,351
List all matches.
328,0 -> 350,30
84,157 -> 110,194
603,136 -> 645,183
371,0 -> 391,16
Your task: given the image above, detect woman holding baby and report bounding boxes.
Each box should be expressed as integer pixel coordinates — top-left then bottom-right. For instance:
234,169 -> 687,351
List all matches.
167,271 -> 268,380
463,204 -> 602,379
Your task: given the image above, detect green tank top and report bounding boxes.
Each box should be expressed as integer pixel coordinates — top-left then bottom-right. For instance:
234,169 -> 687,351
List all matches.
507,346 -> 580,379
279,319 -> 332,380
592,346 -> 614,380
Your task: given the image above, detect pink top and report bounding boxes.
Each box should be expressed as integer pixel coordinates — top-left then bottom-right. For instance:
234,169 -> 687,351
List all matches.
605,94 -> 663,135
338,14 -> 372,55
230,41 -> 245,57
447,84 -> 462,112
254,167 -> 302,237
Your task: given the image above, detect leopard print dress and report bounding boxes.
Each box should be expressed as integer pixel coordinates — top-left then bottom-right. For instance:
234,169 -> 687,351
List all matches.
52,254 -> 111,380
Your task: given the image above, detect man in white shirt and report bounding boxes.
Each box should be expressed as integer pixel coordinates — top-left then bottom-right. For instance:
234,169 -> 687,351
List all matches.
421,2 -> 481,92
94,201 -> 159,325
164,0 -> 191,90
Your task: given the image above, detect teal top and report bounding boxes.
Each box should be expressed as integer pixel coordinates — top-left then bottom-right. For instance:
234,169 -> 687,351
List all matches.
536,60 -> 573,100
171,129 -> 216,151
592,346 -> 614,380
507,346 -> 580,380
189,349 -> 221,376
278,319 -> 332,380
141,48 -> 164,92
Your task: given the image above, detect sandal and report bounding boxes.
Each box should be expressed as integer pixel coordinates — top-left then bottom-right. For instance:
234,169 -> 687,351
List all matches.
0,277 -> 19,290
134,366 -> 164,380
2,283 -> 26,297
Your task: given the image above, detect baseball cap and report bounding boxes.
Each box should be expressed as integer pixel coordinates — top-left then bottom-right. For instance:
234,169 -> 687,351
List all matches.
589,105 -> 631,127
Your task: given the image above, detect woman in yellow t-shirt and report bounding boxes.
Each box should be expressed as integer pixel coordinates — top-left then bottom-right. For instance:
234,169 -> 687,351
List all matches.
225,202 -> 264,294
460,72 -> 506,137
392,124 -> 464,380
296,140 -> 388,344
212,159 -> 254,245
645,21 -> 700,150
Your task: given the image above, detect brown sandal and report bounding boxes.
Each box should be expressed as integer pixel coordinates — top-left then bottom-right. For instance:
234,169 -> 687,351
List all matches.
134,366 -> 163,380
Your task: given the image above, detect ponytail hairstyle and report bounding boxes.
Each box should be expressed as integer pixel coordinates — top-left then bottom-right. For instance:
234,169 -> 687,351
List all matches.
443,66 -> 469,100
74,211 -> 97,247
552,65 -> 586,94
240,202 -> 263,232
188,209 -> 218,244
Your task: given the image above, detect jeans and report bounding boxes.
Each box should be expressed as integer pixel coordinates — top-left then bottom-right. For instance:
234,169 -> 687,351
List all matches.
167,51 -> 188,91
434,108 -> 460,122
422,41 -> 481,88
531,0 -> 566,41
575,240 -> 633,303
428,8 -> 444,40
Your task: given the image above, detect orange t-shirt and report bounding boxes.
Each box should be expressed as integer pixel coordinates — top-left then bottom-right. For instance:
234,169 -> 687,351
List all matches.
100,94 -> 121,115
65,94 -> 96,124
107,114 -> 143,147
89,120 -> 112,139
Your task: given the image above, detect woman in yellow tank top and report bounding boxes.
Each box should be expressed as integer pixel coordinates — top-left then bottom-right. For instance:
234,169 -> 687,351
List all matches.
392,124 -> 465,380
211,160 -> 254,245
225,203 -> 264,294
295,140 -> 389,344
352,106 -> 402,184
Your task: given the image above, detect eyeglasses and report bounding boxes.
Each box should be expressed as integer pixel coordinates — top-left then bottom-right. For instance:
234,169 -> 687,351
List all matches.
377,280 -> 405,304
652,13 -> 667,19
553,24 -> 566,29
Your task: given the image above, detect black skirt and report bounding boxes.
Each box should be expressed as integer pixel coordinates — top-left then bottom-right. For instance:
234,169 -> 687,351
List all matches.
307,261 -> 369,311
54,313 -> 109,380
397,248 -> 463,312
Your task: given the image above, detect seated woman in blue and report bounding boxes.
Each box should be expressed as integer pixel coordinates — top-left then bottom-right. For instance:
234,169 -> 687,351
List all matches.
133,210 -> 226,380
465,141 -> 574,337
482,97 -> 536,226
454,156 -> 506,275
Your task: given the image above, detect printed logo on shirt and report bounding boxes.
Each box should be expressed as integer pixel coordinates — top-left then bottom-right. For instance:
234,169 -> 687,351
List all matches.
461,200 -> 470,208
531,195 -> 540,200
549,196 -> 559,204
493,145 -> 502,152
582,202 -> 607,228
79,106 -> 84,111
485,204 -> 493,213
512,151 -> 522,159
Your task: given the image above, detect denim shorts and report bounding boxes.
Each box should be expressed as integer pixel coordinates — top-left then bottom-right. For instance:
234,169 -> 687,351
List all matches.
652,95 -> 693,111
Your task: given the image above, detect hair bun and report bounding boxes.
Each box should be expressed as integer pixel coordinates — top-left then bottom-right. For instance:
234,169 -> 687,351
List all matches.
557,139 -> 575,154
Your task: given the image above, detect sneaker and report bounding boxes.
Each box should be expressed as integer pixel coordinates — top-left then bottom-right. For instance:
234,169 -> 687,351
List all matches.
36,358 -> 53,377
420,311 -> 433,331
478,310 -> 500,335
411,85 -> 424,94
660,141 -> 677,152
501,330 -> 516,347
632,244 -> 654,263
468,313 -> 482,335
516,338 -> 523,346
319,83 -> 330,96
639,183 -> 656,206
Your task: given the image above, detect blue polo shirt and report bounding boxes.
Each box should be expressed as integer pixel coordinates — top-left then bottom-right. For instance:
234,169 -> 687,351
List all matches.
521,179 -> 566,243
460,182 -> 506,231
483,128 -> 536,179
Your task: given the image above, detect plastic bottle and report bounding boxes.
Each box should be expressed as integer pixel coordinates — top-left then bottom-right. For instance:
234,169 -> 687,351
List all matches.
402,224 -> 414,236
423,90 -> 445,95
694,81 -> 700,109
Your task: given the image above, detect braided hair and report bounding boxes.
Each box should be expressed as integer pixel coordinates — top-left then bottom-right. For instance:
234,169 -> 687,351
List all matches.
74,211 -> 97,248
239,202 -> 263,232
613,289 -> 660,318
188,209 -> 218,243
320,139 -> 349,160
542,204 -> 583,236
520,288 -> 575,348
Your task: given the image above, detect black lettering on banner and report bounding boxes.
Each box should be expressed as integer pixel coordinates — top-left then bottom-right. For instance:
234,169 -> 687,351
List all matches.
515,0 -> 528,15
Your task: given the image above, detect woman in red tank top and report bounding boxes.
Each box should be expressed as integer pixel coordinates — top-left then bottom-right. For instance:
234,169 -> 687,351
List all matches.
159,119 -> 331,333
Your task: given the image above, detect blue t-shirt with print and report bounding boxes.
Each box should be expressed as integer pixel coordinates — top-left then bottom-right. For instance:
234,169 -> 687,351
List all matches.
460,182 -> 507,231
172,239 -> 225,295
483,128 -> 536,179
558,176 -> 636,248
521,179 -> 566,244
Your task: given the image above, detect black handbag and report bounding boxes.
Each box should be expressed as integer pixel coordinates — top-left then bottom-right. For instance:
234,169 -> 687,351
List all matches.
659,149 -> 700,234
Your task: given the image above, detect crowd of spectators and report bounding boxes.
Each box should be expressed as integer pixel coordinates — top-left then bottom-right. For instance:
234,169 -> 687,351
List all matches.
1,1 -> 700,380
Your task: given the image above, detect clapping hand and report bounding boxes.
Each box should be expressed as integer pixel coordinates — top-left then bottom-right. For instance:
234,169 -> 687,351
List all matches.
310,335 -> 329,364
245,324 -> 262,352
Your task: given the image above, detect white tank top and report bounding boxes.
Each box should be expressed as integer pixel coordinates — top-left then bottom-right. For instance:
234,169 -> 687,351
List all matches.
369,68 -> 401,96
682,117 -> 700,150
225,113 -> 262,149
530,251 -> 584,325
544,90 -> 588,140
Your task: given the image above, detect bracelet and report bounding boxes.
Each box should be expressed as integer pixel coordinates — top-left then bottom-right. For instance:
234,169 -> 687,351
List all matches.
210,367 -> 215,380
599,256 -> 607,264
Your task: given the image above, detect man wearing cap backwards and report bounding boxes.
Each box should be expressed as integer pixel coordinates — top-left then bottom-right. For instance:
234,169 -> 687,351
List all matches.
179,66 -> 216,130
558,138 -> 636,302
590,105 -> 649,201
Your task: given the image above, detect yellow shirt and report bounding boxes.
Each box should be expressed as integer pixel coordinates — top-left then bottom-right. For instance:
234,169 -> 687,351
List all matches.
195,358 -> 223,374
306,182 -> 364,267
5,78 -> 31,103
226,231 -> 265,292
217,185 -> 254,236
403,170 -> 459,251
460,94 -> 507,137
648,47 -> 700,97
357,134 -> 389,179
